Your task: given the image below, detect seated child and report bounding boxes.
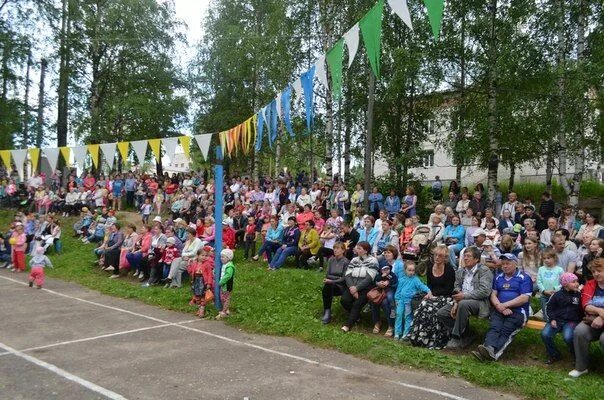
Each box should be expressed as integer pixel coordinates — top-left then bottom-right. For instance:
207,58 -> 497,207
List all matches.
83,217 -> 106,244
399,218 -> 414,252
371,263 -> 398,337
394,261 -> 432,340
160,237 -> 181,280
540,273 -> 583,364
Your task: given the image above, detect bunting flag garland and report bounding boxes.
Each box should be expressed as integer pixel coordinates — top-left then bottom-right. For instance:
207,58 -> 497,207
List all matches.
255,109 -> 265,151
301,66 -> 316,133
72,146 -> 88,171
343,23 -> 360,68
0,150 -> 11,170
60,147 -> 71,165
326,39 -> 345,100
281,86 -> 294,137
179,136 -> 191,159
99,143 -> 117,168
130,140 -> 148,165
292,77 -> 303,101
42,148 -> 60,172
360,0 -> 385,78
423,0 -> 445,40
117,142 -> 130,165
161,137 -> 179,162
315,54 -> 329,90
194,133 -> 212,160
388,0 -> 413,30
148,139 -> 162,161
87,144 -> 100,168
11,149 -> 28,180
29,148 -> 40,171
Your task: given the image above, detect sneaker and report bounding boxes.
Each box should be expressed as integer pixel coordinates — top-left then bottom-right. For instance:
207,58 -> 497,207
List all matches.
445,338 -> 461,349
109,275 -> 120,279
105,266 -> 115,271
568,369 -> 588,378
477,344 -> 496,360
28,281 -> 33,287
340,326 -> 350,333
394,335 -> 401,341
138,275 -> 146,282
132,271 -> 140,278
141,282 -> 150,288
472,350 -> 485,362
545,356 -> 561,365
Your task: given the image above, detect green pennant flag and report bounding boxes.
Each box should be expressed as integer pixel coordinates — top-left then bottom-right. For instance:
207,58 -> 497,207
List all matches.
326,39 -> 345,100
360,0 -> 385,78
424,0 -> 445,40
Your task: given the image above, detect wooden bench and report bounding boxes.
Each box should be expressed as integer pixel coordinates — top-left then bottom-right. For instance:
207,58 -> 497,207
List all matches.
525,319 -> 546,330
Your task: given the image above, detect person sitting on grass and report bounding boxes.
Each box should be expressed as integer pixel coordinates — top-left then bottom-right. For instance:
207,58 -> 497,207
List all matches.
295,220 -> 320,270
253,216 -> 282,263
217,248 -> 235,319
540,272 -> 582,364
472,253 -> 532,362
269,217 -> 300,270
372,262 -> 400,338
570,258 -> 604,378
321,242 -> 350,324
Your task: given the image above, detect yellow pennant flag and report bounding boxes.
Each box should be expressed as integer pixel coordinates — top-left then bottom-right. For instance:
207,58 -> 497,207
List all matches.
251,115 -> 257,151
0,150 -> 11,170
148,138 -> 161,161
179,136 -> 191,159
60,147 -> 71,165
117,142 -> 130,164
241,121 -> 248,154
219,131 -> 227,155
233,125 -> 241,154
29,148 -> 40,171
87,144 -> 100,168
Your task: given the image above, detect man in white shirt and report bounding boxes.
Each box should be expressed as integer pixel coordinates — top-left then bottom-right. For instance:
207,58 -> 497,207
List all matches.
539,217 -> 559,248
500,192 -> 518,219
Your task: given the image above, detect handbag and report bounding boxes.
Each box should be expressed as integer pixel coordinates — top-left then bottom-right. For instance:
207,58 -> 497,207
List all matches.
204,288 -> 215,303
367,287 -> 386,305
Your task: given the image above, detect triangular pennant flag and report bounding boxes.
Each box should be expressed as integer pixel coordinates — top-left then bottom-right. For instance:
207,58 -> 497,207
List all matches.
265,103 -> 274,147
315,54 -> 329,90
360,0 -> 385,78
194,133 -> 213,160
0,150 -> 11,170
11,149 -> 28,180
241,121 -> 249,154
223,130 -> 232,156
301,66 -> 316,133
281,86 -> 294,137
117,142 -> 130,165
270,100 -> 279,145
60,147 -> 71,165
388,0 -> 413,30
87,144 -> 100,168
179,136 -> 191,159
343,23 -> 360,68
130,140 -> 148,165
326,39 -> 345,100
72,146 -> 88,171
162,137 -> 179,162
251,114 -> 257,151
255,110 -> 265,152
99,143 -> 117,168
233,124 -> 241,154
29,148 -> 40,171
148,138 -> 162,161
275,92 -> 283,121
423,0 -> 445,40
42,148 -> 60,172
292,77 -> 303,101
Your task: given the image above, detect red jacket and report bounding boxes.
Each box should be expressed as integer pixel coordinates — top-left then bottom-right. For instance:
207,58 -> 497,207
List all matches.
581,279 -> 600,310
187,258 -> 215,289
160,246 -> 180,264
222,226 -> 236,249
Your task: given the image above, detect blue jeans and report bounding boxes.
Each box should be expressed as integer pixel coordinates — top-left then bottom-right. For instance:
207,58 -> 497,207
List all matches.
257,241 -> 280,263
126,252 -> 143,273
394,301 -> 413,338
541,321 -> 576,358
372,290 -> 394,328
269,246 -> 297,269
448,244 -> 462,269
484,311 -> 525,360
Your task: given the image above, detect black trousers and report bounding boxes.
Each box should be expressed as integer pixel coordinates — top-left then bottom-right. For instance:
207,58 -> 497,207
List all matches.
295,249 -> 312,269
318,247 -> 334,270
340,287 -> 370,328
322,283 -> 344,310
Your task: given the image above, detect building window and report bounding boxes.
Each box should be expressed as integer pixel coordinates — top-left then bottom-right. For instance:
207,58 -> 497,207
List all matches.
422,150 -> 434,168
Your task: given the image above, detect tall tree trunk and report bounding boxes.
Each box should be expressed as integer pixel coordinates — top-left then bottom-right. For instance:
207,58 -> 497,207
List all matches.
545,148 -> 553,193
57,0 -> 70,149
0,37 -> 11,149
22,49 -> 32,148
402,78 -> 415,190
89,0 -> 104,139
556,0 -> 571,204
343,74 -> 352,184
364,71 -> 375,212
455,12 -> 466,185
36,58 -> 47,149
486,0 -> 499,206
508,162 -> 515,192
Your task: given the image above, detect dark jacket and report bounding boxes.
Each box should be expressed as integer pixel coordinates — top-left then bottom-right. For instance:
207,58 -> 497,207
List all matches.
341,229 -> 360,260
282,226 -> 301,248
325,256 -> 350,290
454,264 -> 493,318
546,288 -> 583,324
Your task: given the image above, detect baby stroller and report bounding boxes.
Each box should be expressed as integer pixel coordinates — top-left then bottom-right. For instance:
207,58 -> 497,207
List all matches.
401,225 -> 441,276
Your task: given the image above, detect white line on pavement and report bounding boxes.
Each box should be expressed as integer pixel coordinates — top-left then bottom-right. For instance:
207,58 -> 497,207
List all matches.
0,274 -> 471,400
0,341 -> 128,400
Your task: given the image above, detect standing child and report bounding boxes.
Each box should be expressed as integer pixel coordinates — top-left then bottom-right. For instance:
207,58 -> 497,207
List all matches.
28,246 -> 53,289
394,261 -> 432,340
243,216 -> 258,260
540,273 -> 582,364
10,223 -> 27,272
153,188 -> 164,215
140,198 -> 152,224
217,249 -> 235,319
537,248 -> 564,321
188,246 -> 215,318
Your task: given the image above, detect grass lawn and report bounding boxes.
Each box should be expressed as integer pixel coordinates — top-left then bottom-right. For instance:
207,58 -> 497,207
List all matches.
3,210 -> 603,400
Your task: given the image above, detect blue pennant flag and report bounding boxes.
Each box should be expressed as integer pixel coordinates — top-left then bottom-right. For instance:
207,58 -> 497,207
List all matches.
301,66 -> 315,133
281,86 -> 294,137
270,100 -> 279,145
255,108 -> 266,152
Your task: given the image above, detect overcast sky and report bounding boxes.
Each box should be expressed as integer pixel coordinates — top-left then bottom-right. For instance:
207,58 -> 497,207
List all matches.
173,0 -> 210,52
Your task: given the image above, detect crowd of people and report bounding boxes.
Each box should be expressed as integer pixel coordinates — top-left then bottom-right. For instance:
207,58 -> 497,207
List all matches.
0,168 -> 603,378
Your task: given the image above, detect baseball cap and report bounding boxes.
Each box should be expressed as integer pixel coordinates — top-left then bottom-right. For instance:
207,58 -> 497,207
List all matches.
500,253 -> 519,262
472,229 -> 487,237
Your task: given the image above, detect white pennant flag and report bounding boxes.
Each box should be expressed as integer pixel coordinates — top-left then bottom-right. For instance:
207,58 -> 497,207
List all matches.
292,77 -> 303,101
315,54 -> 329,89
343,23 -> 360,68
72,146 -> 88,172
99,143 -> 117,169
194,134 -> 212,161
11,149 -> 27,180
162,137 -> 179,162
42,148 -> 60,172
275,92 -> 283,121
388,0 -> 413,30
130,140 -> 148,165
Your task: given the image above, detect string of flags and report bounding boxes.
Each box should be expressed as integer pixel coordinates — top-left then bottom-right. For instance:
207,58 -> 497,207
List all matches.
0,1 -> 445,176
